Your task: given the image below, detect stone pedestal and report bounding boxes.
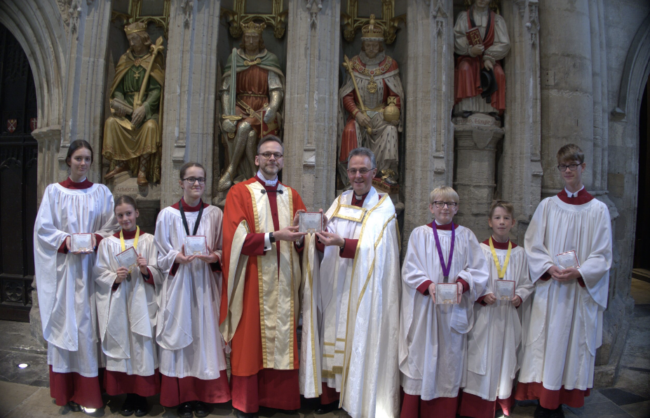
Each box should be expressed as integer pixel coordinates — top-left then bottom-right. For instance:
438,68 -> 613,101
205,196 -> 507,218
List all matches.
109,173 -> 161,234
453,114 -> 504,241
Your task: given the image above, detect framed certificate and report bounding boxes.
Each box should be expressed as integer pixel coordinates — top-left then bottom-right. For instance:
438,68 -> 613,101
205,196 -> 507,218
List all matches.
299,212 -> 323,233
436,283 -> 460,305
556,250 -> 580,269
71,233 -> 93,253
495,280 -> 515,301
116,247 -> 138,272
185,235 -> 208,256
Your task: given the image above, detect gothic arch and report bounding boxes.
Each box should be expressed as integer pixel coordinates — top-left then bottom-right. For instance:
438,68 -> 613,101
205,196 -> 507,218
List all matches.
0,0 -> 67,129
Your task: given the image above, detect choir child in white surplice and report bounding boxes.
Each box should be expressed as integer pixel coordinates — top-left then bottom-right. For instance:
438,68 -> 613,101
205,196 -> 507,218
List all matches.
458,201 -> 534,418
154,162 -> 230,418
515,144 -> 612,418
34,140 -> 118,413
94,195 -> 162,416
399,186 -> 489,418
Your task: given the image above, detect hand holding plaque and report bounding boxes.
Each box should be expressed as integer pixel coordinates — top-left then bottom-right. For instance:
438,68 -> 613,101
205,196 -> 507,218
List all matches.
556,250 -> 580,270
71,233 -> 94,254
436,282 -> 461,305
116,246 -> 138,274
184,236 -> 208,256
495,280 -> 515,302
299,212 -> 323,234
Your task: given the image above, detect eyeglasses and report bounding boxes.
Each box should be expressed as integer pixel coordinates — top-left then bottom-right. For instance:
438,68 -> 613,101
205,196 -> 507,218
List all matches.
347,168 -> 374,175
183,177 -> 206,184
432,201 -> 458,208
557,163 -> 581,172
259,152 -> 283,159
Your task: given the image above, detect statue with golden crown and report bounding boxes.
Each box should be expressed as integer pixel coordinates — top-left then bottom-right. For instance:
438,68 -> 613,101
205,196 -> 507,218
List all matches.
103,21 -> 165,186
338,15 -> 404,187
217,21 -> 285,192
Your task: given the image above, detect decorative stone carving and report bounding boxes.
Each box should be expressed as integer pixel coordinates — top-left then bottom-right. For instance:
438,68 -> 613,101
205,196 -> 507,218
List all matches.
69,0 -> 82,36
217,21 -> 285,193
103,22 -> 165,188
338,15 -> 404,192
453,0 -> 510,118
431,0 -> 448,36
306,0 -> 323,28
181,0 -> 193,28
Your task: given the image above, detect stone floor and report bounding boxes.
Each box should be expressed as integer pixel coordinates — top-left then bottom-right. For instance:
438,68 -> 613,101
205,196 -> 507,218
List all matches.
1,281 -> 649,418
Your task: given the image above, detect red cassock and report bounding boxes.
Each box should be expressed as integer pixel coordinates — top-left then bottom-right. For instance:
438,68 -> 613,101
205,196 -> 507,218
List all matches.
454,10 -> 506,113
221,176 -> 306,413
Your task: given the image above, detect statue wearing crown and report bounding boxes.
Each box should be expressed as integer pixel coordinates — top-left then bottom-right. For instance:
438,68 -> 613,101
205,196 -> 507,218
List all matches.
103,22 -> 165,186
339,15 -> 404,187
218,21 -> 285,192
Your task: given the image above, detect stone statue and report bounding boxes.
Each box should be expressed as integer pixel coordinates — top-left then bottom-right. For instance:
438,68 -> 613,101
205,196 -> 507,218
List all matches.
218,21 -> 285,192
454,0 -> 510,118
338,15 -> 404,187
103,22 -> 165,186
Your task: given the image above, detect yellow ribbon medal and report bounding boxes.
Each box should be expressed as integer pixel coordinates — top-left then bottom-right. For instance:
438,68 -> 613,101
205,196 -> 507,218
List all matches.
120,226 -> 140,252
489,237 -> 512,279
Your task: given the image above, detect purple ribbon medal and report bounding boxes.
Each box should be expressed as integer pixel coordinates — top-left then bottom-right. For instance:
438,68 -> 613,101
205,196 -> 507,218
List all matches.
432,222 -> 455,283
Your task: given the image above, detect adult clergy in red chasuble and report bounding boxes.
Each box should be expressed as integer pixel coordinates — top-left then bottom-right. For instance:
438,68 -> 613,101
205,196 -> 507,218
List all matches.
338,15 -> 404,186
103,21 -> 165,186
218,22 -> 284,192
454,0 -> 510,117
220,136 -> 307,417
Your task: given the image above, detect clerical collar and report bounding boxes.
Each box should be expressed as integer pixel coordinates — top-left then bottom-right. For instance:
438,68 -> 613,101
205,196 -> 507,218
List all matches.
113,228 -> 139,239
482,238 -> 517,249
256,170 -> 278,187
171,197 -> 207,212
359,51 -> 386,67
59,177 -> 93,189
557,188 -> 594,205
565,185 -> 584,198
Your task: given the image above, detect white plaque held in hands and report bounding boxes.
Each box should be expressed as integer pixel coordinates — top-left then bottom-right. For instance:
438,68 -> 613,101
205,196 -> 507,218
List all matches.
116,247 -> 138,272
495,280 -> 515,301
185,236 -> 208,256
556,250 -> 580,269
299,212 -> 323,234
436,283 -> 460,305
71,233 -> 93,253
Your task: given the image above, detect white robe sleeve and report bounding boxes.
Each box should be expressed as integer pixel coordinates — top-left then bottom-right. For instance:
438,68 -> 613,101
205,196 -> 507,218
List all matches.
154,210 -> 180,275
578,204 -> 612,308
524,200 -> 555,283
456,229 -> 490,301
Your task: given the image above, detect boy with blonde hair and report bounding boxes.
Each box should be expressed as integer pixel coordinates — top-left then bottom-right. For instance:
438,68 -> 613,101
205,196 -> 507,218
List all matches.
516,144 -> 612,418
399,186 -> 489,418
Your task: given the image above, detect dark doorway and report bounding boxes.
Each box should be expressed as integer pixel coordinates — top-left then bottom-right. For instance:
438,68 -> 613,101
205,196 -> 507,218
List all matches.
633,77 -> 650,272
0,23 -> 38,322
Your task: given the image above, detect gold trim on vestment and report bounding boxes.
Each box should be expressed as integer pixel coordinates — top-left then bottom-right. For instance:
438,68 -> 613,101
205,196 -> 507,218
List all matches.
336,338 -> 346,342
357,214 -> 396,309
332,202 -> 368,223
332,366 -> 343,374
288,188 -> 295,366
339,193 -> 389,406
323,342 -> 336,346
322,369 -> 336,379
305,234 -> 320,396
323,354 -> 335,359
220,220 -> 250,342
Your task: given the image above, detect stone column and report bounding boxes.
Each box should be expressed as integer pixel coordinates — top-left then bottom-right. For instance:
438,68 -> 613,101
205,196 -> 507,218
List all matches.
453,115 -> 504,241
160,0 -> 221,208
282,0 -> 340,211
499,0 -> 543,242
539,0 -> 594,193
58,0 -> 113,183
402,0 -> 455,245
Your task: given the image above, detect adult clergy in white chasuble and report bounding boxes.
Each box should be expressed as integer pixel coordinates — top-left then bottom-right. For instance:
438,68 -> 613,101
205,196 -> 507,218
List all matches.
338,15 -> 404,186
218,21 -> 285,192
299,147 -> 401,418
103,21 -> 165,186
454,0 -> 510,117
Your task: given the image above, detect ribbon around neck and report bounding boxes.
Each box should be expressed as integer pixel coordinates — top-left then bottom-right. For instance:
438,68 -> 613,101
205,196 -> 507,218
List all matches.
432,222 -> 455,283
179,199 -> 204,236
120,226 -> 140,252
489,236 -> 512,279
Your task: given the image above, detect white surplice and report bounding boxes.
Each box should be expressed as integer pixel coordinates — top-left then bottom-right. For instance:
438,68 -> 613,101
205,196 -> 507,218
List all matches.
34,183 -> 118,376
154,204 -> 227,379
94,233 -> 162,376
519,196 -> 612,391
300,188 -> 401,418
463,244 -> 534,401
399,224 -> 489,401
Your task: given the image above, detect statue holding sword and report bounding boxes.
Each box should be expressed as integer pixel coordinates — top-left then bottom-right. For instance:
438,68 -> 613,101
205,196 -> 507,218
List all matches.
218,21 -> 285,192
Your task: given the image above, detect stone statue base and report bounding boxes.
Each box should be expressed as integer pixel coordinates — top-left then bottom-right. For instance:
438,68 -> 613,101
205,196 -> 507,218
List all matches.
109,172 -> 161,234
453,113 -> 504,242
